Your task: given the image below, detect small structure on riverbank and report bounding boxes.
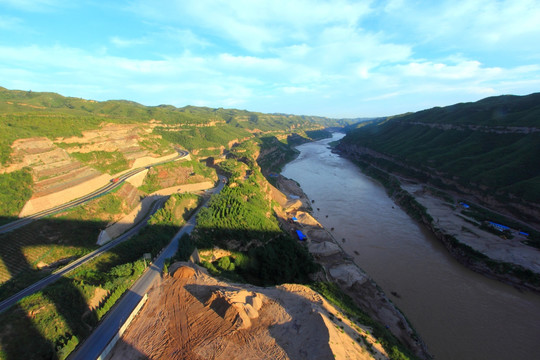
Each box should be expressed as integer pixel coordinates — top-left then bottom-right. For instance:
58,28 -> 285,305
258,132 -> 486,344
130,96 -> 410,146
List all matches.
488,221 -> 511,232
296,230 -> 307,241
459,202 -> 470,209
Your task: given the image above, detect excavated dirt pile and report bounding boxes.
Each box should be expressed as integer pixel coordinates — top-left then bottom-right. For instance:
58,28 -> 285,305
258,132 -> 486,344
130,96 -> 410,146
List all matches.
108,264 -> 386,360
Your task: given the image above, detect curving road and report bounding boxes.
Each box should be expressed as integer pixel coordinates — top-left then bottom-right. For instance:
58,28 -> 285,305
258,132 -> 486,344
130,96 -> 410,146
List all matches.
0,198 -> 167,314
0,150 -> 189,235
69,175 -> 226,360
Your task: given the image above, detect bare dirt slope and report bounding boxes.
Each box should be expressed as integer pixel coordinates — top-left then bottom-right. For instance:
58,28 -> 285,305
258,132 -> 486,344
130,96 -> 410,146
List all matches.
3,137 -> 102,198
57,123 -> 170,160
401,183 -> 540,274
108,264 -> 387,360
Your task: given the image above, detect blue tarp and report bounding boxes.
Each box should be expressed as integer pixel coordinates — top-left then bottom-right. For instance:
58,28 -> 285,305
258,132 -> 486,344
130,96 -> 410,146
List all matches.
296,230 -> 307,241
292,217 -> 298,222
489,221 -> 511,231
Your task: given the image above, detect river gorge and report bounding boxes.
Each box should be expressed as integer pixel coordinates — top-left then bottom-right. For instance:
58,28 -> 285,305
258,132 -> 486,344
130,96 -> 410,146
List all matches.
282,133 -> 540,360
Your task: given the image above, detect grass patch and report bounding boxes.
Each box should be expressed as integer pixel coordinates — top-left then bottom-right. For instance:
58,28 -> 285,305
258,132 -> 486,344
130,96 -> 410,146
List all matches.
70,151 -> 129,174
0,168 -> 33,223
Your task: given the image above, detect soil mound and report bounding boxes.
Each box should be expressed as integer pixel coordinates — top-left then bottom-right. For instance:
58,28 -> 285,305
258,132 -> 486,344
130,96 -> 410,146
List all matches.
172,266 -> 196,279
108,262 -> 382,360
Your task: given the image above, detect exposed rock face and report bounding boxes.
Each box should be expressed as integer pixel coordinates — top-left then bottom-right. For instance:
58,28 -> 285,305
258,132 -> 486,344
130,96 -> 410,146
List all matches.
57,123 -> 166,160
309,241 -> 341,257
172,265 -> 196,279
329,263 -> 369,288
205,289 -> 264,330
337,144 -> 540,292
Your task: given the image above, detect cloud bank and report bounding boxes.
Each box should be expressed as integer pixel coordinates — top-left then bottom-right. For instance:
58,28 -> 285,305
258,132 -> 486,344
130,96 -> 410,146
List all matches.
0,0 -> 539,116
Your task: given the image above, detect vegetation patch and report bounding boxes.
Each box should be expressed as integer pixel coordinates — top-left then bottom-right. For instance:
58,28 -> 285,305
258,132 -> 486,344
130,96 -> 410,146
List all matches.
0,168 -> 33,223
148,193 -> 201,227
139,160 -> 215,194
340,94 -> 540,205
186,150 -> 319,286
70,151 -> 129,174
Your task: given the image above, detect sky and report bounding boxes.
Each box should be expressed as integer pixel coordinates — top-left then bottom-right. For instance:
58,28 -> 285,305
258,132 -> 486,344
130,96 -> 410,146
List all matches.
0,0 -> 539,118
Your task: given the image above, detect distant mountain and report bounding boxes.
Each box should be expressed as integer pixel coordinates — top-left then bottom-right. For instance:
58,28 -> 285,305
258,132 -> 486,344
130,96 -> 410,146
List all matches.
0,86 -> 353,165
338,92 -> 540,223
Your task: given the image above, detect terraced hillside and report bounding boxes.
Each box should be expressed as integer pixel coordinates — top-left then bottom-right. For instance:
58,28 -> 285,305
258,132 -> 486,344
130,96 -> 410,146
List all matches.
0,86 -> 349,219
338,93 -> 540,225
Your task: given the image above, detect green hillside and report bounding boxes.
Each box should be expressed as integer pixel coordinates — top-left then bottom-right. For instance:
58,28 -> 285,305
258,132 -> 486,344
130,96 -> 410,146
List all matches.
0,86 -> 350,164
339,93 -> 540,206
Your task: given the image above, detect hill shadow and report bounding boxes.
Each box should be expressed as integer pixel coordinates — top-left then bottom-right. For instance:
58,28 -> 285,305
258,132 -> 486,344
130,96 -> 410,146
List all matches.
0,215 -> 180,360
0,209 -> 319,360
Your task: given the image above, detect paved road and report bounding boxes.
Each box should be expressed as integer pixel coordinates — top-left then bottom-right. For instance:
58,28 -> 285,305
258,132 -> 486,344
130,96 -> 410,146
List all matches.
0,150 -> 189,235
0,198 -> 167,314
69,175 -> 226,360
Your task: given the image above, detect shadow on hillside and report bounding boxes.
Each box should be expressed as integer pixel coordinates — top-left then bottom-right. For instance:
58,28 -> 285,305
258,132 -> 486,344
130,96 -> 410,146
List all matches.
0,210 -> 317,360
0,215 -> 180,360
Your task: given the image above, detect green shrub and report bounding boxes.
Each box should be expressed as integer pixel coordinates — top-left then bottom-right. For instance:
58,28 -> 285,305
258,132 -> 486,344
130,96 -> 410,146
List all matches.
0,168 -> 33,221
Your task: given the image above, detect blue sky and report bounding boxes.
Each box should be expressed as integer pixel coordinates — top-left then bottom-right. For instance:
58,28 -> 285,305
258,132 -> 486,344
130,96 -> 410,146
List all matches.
1,0 -> 539,118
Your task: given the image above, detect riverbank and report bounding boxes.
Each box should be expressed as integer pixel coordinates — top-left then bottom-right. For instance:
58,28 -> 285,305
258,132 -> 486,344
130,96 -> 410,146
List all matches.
337,153 -> 540,293
274,175 -> 432,360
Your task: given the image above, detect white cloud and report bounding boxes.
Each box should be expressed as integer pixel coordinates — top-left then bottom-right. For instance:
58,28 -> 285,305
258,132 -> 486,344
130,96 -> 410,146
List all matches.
394,60 -> 502,80
110,36 -> 147,48
128,0 -> 375,52
0,0 -> 64,12
0,15 -> 22,29
282,86 -> 312,94
160,27 -> 211,49
217,54 -> 284,69
380,0 -> 540,53
1,0 -> 539,117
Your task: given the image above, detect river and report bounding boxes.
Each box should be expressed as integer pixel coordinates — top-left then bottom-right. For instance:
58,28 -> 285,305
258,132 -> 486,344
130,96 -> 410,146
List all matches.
281,133 -> 540,360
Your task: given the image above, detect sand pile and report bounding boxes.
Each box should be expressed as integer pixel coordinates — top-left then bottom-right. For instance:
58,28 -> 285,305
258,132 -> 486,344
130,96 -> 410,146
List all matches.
172,265 -> 195,279
108,263 -> 385,360
205,289 -> 263,330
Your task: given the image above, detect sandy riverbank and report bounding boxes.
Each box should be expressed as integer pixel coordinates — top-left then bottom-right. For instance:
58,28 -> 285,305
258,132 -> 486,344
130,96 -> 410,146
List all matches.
275,175 -> 432,359
401,183 -> 540,275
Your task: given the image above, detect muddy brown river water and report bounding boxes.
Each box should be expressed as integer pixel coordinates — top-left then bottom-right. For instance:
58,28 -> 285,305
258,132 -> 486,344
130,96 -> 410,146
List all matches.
282,133 -> 540,360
